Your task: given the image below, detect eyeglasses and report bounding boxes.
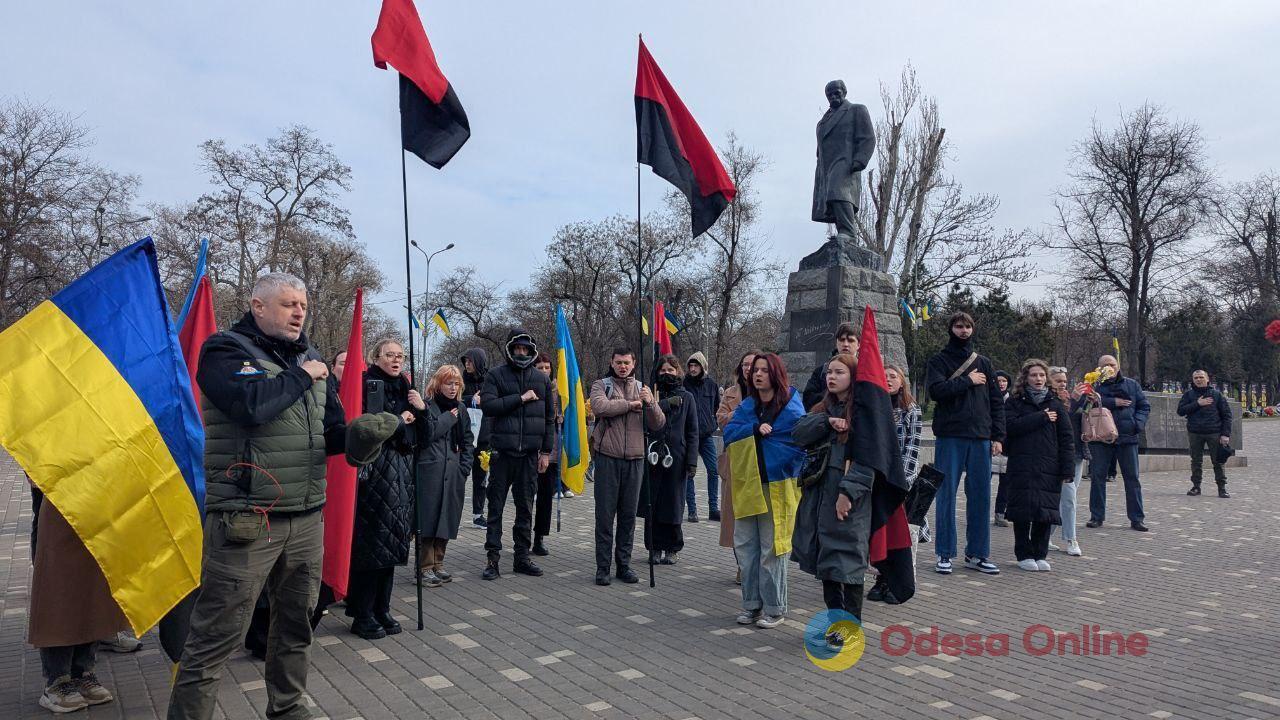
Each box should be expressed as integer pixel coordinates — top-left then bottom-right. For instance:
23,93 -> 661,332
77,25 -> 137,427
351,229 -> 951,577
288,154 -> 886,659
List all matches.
382,353 -> 406,361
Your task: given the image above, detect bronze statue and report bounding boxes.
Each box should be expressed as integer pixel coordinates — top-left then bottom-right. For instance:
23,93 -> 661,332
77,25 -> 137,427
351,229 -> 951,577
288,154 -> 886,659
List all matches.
812,80 -> 875,240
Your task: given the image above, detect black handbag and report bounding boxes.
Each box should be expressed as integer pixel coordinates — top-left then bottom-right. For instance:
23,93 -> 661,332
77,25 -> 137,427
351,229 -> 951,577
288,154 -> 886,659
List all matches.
798,441 -> 832,489
905,463 -> 944,526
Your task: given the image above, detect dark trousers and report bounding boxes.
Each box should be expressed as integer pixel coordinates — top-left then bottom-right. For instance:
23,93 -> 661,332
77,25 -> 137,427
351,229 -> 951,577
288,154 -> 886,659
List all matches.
594,455 -> 643,573
994,473 -> 1009,515
471,460 -> 488,516
829,200 -> 858,238
1088,442 -> 1144,523
485,453 -> 536,562
821,580 -> 865,620
346,568 -> 394,620
245,584 -> 331,657
1188,432 -> 1227,486
1012,520 -> 1053,561
534,463 -> 558,537
169,511 -> 322,720
40,643 -> 96,684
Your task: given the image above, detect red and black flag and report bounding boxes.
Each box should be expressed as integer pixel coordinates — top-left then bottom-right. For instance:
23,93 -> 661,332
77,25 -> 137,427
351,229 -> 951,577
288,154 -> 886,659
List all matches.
372,0 -> 470,169
635,37 -> 736,238
852,305 -> 916,603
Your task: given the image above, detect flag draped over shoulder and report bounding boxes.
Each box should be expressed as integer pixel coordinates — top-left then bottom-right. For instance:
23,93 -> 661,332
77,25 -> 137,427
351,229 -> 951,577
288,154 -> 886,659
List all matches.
555,304 -> 590,494
324,289 -> 366,599
372,0 -> 470,169
0,238 -> 204,635
723,389 -> 806,555
852,305 -> 915,603
635,37 -> 736,237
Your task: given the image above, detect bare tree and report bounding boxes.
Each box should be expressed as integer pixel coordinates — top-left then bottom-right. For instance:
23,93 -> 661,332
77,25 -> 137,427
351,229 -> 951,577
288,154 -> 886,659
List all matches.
192,125 -> 353,300
0,100 -> 94,327
1044,103 -> 1212,381
699,133 -> 783,376
856,66 -> 1031,302
1211,173 -> 1280,307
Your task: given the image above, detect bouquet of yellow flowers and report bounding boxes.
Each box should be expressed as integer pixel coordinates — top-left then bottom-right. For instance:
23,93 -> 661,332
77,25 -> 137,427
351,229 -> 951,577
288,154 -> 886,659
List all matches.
1079,366 -> 1116,407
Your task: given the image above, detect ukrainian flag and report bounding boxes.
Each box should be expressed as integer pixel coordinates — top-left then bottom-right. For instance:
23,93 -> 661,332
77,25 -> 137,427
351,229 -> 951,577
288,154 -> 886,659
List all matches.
554,304 -> 590,494
431,307 -> 451,336
0,238 -> 205,635
663,307 -> 683,336
723,389 -> 807,555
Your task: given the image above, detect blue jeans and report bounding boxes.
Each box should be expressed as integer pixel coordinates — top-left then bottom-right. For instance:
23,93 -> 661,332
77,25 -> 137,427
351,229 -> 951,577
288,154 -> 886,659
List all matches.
686,435 -> 720,514
1060,459 -> 1084,541
1088,443 -> 1143,523
933,437 -> 993,561
733,493 -> 787,616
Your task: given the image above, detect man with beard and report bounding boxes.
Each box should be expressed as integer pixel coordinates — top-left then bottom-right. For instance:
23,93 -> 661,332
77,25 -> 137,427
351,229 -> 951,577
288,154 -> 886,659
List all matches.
589,348 -> 666,586
925,312 -> 1005,576
479,330 -> 555,580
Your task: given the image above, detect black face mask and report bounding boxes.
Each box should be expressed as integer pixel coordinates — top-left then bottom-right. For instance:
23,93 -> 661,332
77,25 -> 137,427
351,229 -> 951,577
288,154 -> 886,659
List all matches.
656,373 -> 680,391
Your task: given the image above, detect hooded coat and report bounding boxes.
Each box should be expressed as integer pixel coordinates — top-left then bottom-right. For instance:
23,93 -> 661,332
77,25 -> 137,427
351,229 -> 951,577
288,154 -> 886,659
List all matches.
1003,390 -> 1075,524
416,394 -> 475,539
461,347 -> 492,448
479,328 -> 555,456
682,351 -> 721,438
350,365 -> 416,571
925,330 -> 1006,442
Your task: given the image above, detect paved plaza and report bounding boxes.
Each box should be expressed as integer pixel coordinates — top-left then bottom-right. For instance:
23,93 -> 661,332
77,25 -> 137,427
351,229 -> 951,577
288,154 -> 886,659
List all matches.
1,421 -> 1278,719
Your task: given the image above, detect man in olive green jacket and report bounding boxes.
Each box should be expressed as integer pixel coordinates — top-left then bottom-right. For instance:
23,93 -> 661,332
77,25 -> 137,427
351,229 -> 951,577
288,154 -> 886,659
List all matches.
168,273 -> 346,720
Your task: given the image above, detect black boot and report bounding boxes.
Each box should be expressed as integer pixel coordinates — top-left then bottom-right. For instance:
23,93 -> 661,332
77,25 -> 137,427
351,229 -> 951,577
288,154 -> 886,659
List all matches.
482,558 -> 500,581
374,612 -> 402,635
351,617 -> 386,640
513,557 -> 544,576
866,577 -> 886,602
533,534 -> 549,556
1218,485 -> 1230,498
1187,485 -> 1201,496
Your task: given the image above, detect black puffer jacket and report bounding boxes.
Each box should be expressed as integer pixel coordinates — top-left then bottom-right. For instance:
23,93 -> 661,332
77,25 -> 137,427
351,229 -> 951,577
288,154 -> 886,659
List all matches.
1177,386 -> 1232,436
925,333 -> 1005,442
1003,391 -> 1074,525
480,329 -> 554,456
350,366 -> 416,571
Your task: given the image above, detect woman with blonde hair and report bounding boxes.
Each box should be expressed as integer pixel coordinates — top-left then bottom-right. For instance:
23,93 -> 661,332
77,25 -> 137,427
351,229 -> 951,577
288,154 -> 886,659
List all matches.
416,363 -> 475,587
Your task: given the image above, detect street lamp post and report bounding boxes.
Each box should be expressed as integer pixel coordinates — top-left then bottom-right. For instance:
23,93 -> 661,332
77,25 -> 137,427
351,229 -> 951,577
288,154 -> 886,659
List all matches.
410,240 -> 455,379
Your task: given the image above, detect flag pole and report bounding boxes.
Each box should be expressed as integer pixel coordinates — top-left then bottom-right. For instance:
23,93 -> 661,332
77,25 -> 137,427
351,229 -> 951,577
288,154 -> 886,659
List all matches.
401,148 -> 425,632
637,156 -> 656,589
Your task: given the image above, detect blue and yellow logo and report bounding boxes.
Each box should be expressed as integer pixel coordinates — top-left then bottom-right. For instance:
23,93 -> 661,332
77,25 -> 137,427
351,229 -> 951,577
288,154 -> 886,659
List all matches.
804,609 -> 865,671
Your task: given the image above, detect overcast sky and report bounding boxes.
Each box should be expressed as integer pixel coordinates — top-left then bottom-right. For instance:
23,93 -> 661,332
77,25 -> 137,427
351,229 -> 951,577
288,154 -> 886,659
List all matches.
6,1 -> 1280,313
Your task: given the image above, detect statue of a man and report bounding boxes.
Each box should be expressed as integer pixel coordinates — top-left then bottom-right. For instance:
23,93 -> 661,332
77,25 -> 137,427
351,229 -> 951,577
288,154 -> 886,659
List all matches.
812,80 -> 876,240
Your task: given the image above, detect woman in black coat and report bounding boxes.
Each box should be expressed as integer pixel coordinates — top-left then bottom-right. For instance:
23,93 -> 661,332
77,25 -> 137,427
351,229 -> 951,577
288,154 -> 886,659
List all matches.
1003,358 -> 1075,572
347,339 -> 421,640
416,363 -> 475,588
639,354 -> 699,564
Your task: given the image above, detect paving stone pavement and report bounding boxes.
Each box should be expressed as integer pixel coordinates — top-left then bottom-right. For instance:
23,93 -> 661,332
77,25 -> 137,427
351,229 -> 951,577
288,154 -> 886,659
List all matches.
2,422 -> 1278,719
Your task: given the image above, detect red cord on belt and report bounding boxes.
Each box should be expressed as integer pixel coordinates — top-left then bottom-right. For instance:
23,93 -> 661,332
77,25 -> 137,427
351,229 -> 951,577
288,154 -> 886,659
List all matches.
225,462 -> 284,542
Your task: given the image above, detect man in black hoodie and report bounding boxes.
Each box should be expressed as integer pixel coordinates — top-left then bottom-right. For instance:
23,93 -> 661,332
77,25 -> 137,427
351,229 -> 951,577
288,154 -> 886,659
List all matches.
461,348 -> 492,528
683,351 -> 721,521
924,311 -> 1005,576
1177,369 -> 1232,498
479,329 -> 555,580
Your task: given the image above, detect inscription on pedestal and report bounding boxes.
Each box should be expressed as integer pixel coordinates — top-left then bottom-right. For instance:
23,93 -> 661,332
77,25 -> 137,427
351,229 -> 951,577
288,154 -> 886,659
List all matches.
787,310 -> 839,354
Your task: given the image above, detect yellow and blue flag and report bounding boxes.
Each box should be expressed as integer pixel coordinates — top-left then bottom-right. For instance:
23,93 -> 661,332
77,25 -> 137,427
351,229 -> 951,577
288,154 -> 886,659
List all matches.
723,389 -> 807,555
555,304 -> 590,494
899,298 -> 919,328
431,307 -> 451,336
0,238 -> 205,635
663,307 -> 683,336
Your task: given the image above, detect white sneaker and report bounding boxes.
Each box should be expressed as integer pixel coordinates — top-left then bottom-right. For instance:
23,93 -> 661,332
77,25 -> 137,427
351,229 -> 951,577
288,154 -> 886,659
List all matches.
1036,559 -> 1052,572
1066,540 -> 1082,556
1048,540 -> 1061,551
935,558 -> 953,574
736,610 -> 761,625
1017,559 -> 1040,572
563,490 -> 575,498
756,613 -> 785,629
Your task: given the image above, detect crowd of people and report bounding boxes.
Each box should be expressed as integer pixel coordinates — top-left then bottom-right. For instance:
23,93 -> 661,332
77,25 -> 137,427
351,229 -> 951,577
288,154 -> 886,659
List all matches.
25,273 -> 1240,717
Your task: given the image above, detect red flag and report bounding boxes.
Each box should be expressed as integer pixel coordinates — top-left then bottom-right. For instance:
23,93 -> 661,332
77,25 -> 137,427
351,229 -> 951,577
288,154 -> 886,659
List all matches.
852,305 -> 915,603
177,275 -> 216,415
323,289 -> 366,599
635,37 -> 736,237
653,299 -> 673,357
